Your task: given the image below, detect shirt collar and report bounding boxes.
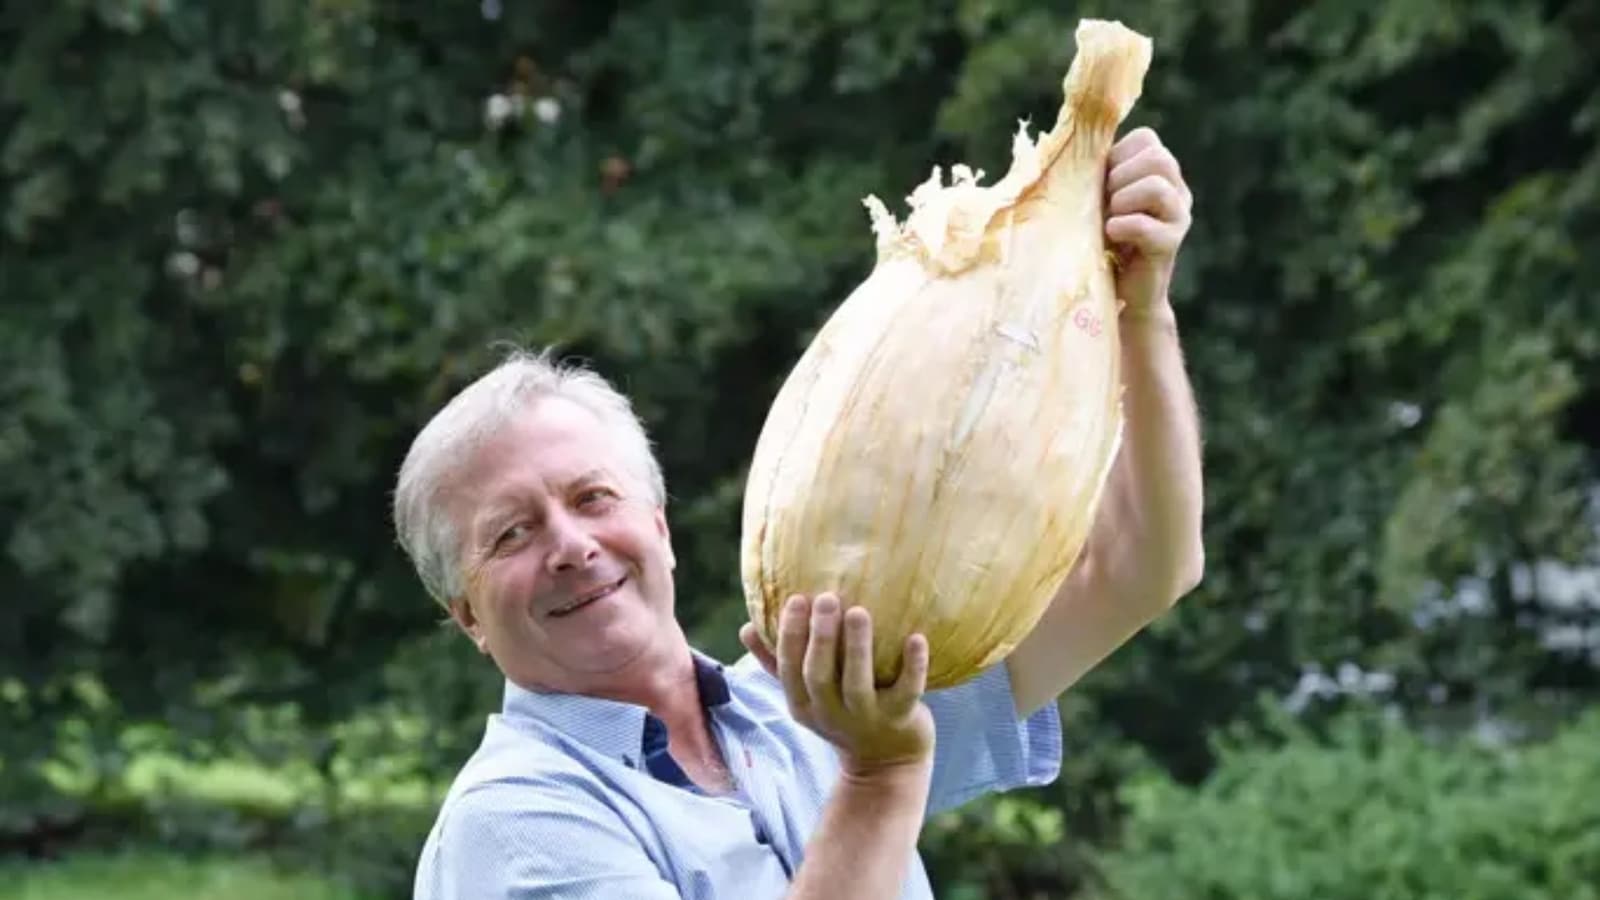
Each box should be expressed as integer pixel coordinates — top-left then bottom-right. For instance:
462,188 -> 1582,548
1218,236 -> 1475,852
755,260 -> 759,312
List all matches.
499,650 -> 732,766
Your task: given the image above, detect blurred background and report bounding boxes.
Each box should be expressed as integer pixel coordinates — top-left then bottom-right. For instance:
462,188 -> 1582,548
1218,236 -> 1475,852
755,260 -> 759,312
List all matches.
3,1 -> 1597,898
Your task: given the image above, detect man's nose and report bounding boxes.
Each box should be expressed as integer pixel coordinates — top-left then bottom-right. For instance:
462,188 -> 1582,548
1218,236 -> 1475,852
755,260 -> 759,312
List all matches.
545,513 -> 600,573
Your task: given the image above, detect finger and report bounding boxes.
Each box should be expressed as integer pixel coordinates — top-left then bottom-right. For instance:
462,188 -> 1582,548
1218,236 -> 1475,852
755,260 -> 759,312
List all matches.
776,594 -> 812,713
802,593 -> 843,716
1107,144 -> 1189,208
881,633 -> 929,717
1106,213 -> 1184,257
1108,174 -> 1190,227
840,606 -> 876,715
1109,126 -> 1159,167
740,623 -> 779,679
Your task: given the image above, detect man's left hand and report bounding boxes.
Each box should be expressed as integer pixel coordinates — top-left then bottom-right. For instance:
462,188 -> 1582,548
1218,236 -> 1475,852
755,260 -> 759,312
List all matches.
1105,127 -> 1193,315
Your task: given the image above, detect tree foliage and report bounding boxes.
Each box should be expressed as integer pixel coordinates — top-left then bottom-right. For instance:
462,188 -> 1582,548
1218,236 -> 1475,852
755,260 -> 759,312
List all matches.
1095,707 -> 1600,900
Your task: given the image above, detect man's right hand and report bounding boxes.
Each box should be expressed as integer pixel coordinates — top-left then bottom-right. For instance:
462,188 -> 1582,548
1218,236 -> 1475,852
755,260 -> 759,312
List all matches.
740,593 -> 935,779
741,594 -> 936,899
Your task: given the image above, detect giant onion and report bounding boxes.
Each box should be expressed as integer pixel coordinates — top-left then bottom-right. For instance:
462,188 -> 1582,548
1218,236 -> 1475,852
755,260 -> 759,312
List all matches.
741,19 -> 1153,688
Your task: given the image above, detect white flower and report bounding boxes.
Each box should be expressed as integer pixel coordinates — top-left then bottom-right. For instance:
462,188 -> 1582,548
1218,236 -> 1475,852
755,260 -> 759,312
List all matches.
485,94 -> 513,130
167,251 -> 200,278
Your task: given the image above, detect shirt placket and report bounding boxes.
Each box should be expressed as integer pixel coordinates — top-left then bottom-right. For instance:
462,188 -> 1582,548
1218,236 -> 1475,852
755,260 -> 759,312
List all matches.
712,713 -> 796,880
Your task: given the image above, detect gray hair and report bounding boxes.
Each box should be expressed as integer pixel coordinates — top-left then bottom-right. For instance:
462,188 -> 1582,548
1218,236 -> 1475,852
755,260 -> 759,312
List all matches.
392,346 -> 666,608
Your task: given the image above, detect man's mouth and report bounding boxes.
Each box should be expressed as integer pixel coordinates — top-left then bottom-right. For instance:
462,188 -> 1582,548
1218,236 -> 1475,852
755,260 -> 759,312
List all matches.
549,576 -> 627,618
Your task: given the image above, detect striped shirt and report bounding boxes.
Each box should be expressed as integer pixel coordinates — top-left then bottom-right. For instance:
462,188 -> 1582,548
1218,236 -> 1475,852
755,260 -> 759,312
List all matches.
413,650 -> 1062,899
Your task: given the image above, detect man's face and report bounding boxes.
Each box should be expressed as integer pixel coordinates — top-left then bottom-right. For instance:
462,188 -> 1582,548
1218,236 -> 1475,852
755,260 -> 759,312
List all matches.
444,396 -> 678,693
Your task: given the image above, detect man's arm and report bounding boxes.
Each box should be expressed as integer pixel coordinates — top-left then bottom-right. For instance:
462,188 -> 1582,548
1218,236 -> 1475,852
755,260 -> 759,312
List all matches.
1007,127 -> 1206,718
741,594 -> 936,900
786,757 -> 932,899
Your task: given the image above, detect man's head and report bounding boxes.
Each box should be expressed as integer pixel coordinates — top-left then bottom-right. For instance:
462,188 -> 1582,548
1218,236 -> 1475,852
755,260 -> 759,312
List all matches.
393,348 -> 682,691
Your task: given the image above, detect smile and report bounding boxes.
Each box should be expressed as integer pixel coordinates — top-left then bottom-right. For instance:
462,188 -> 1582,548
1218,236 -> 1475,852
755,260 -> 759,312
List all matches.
550,576 -> 627,618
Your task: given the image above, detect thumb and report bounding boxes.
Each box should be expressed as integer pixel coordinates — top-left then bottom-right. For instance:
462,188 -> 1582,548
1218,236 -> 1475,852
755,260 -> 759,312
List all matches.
740,623 -> 779,678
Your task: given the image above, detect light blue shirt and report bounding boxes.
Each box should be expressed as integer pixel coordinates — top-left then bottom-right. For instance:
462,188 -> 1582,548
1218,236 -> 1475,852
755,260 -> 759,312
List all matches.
413,650 -> 1062,899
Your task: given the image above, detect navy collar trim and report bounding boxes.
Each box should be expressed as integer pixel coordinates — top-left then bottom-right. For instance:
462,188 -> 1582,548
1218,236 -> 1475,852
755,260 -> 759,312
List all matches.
499,650 -> 732,769
692,651 -> 731,706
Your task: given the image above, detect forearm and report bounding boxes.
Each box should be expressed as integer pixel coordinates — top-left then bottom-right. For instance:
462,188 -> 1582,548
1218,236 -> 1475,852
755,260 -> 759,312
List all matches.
786,762 -> 932,899
1103,302 -> 1205,600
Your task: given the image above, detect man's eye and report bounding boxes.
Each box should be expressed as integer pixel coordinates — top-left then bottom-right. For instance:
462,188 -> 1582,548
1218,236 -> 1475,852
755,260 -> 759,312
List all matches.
496,523 -> 530,546
577,488 -> 615,508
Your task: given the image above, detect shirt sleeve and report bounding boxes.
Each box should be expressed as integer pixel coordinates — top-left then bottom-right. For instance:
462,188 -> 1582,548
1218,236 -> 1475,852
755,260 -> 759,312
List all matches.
920,661 -> 1063,818
418,778 -> 684,900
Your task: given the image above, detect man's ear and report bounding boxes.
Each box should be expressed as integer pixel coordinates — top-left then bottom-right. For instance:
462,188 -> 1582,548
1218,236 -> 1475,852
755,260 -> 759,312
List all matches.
448,595 -> 489,655
655,507 -> 676,571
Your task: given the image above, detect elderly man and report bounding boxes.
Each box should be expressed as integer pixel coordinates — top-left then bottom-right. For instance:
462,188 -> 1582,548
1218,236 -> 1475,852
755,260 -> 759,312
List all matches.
396,126 -> 1203,899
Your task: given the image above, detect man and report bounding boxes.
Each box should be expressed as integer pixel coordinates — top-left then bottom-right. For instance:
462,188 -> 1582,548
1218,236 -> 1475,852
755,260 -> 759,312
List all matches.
395,126 -> 1203,899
